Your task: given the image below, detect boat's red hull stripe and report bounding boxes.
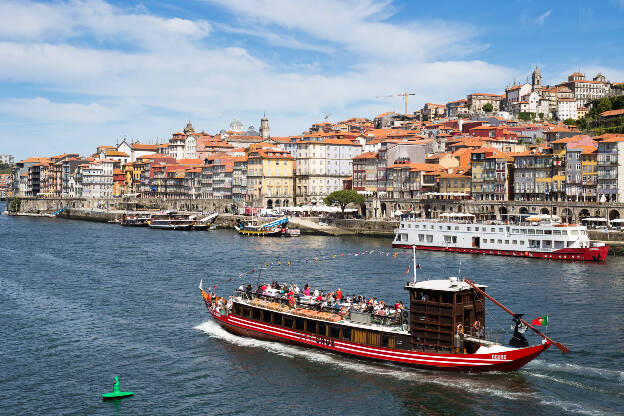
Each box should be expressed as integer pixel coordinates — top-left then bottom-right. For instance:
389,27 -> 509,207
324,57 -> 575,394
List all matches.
211,312 -> 551,369
226,314 -> 509,364
391,244 -> 609,261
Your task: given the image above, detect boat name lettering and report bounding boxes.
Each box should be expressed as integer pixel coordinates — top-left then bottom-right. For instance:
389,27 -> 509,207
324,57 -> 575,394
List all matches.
300,333 -> 335,347
492,354 -> 506,360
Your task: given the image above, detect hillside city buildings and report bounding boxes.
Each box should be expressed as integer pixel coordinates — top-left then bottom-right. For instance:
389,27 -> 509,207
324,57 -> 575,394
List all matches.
7,69 -> 624,216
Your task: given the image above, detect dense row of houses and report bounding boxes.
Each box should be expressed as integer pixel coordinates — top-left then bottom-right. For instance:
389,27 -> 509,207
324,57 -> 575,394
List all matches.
7,68 -> 624,210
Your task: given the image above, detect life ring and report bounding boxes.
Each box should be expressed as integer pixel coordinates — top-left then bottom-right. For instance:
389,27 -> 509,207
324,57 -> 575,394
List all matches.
288,297 -> 295,307
473,321 -> 481,331
456,324 -> 464,334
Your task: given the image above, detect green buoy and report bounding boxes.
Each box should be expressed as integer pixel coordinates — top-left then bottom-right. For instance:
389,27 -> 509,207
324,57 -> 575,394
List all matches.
102,376 -> 134,400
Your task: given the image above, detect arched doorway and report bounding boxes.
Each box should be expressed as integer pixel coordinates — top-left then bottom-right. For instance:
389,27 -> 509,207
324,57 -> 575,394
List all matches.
519,207 -> 529,215
579,208 -> 590,220
267,199 -> 273,209
609,209 -> 620,221
274,199 -> 281,208
361,204 -> 367,218
540,208 -> 550,215
380,202 -> 387,217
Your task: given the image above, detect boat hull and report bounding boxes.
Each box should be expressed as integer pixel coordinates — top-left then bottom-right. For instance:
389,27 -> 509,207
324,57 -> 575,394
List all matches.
208,309 -> 549,373
391,243 -> 609,262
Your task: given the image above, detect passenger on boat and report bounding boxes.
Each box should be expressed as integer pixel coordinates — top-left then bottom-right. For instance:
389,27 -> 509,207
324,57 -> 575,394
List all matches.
336,289 -> 342,301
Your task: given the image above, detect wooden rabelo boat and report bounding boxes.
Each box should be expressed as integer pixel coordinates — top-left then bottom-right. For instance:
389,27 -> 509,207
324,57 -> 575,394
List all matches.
199,251 -> 566,373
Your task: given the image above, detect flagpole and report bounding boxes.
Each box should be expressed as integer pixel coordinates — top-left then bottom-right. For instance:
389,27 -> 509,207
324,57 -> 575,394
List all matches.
412,245 -> 417,284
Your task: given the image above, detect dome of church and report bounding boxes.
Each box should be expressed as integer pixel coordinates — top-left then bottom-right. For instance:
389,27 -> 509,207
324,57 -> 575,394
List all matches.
229,118 -> 243,132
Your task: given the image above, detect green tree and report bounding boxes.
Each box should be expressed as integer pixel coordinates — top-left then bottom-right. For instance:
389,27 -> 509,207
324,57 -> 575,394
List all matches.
482,103 -> 493,113
597,97 -> 612,115
9,197 -> 21,212
0,163 -> 12,174
563,118 -> 576,126
323,190 -> 364,214
518,112 -> 533,122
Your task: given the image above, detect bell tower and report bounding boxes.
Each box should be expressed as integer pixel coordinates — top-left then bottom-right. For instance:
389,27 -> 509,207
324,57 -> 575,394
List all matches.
531,66 -> 542,94
259,113 -> 270,139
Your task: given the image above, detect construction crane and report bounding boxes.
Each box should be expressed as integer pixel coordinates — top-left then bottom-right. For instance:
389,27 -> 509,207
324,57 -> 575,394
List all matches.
376,92 -> 416,115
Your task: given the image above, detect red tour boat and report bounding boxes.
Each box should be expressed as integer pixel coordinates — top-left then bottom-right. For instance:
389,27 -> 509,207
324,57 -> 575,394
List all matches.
199,252 -> 567,373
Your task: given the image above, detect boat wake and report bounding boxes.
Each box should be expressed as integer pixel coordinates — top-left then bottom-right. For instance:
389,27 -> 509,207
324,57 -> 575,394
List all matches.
194,321 -> 532,400
194,320 -> 617,415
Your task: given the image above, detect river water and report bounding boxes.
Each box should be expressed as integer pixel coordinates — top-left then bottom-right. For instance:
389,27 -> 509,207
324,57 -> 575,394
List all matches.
1,203 -> 623,415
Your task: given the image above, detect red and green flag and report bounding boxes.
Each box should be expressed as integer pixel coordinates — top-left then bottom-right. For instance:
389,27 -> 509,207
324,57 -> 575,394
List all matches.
531,315 -> 548,326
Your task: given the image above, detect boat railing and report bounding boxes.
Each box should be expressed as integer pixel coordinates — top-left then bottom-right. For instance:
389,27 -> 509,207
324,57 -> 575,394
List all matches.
235,289 -> 404,328
462,326 -> 511,346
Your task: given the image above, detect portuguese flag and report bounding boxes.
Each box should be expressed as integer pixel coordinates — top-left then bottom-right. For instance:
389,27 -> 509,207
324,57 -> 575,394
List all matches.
531,315 -> 548,326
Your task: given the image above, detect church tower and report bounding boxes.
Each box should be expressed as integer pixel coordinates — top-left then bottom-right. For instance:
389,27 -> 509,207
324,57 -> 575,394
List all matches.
183,121 -> 195,136
531,66 -> 542,94
259,113 -> 270,139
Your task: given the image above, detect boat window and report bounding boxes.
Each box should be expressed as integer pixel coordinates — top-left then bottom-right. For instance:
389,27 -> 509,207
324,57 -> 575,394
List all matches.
467,227 -> 471,231
498,239 -> 502,244
342,327 -> 351,341
273,313 -> 283,326
474,227 -> 478,231
499,228 -> 503,233
439,226 -> 444,230
401,223 -> 404,228
554,241 -> 564,248
454,226 -> 459,230
528,239 -> 540,248
243,307 -> 251,317
521,229 -> 527,234
415,225 -> 419,229
570,230 -> 579,236
491,227 -> 495,232
505,240 -> 509,244
447,226 -> 451,230
512,228 -> 519,234
426,235 -> 433,243
295,318 -> 305,331
512,240 -> 517,245
520,241 -> 525,245
553,230 -> 561,235
317,323 -> 327,337
284,317 -> 294,328
252,308 -> 261,320
544,229 -> 552,235
418,234 -> 425,242
536,229 -> 543,235
528,229 -> 535,235
262,311 -> 272,323
381,335 -> 396,348
306,320 -> 316,334
329,326 -> 340,339
542,240 -> 552,248
490,239 -> 495,243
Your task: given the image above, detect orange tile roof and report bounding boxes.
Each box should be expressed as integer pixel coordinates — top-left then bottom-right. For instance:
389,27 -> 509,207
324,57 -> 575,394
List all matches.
600,109 -> 624,117
353,151 -> 377,160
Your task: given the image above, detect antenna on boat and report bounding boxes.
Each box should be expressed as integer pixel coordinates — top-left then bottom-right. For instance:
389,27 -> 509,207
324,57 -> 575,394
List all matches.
412,245 -> 417,284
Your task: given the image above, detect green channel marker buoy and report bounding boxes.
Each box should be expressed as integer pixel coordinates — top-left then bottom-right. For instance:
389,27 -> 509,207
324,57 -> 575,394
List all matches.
102,376 -> 134,400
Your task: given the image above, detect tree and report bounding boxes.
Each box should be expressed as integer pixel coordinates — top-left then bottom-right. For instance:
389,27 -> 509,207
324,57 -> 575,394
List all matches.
9,197 -> 21,212
0,163 -> 12,174
482,103 -> 493,113
563,118 -> 576,126
323,190 -> 364,214
597,97 -> 612,115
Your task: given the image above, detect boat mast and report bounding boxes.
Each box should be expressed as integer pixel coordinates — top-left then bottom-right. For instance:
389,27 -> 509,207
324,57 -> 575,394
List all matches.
412,245 -> 417,284
464,279 -> 569,353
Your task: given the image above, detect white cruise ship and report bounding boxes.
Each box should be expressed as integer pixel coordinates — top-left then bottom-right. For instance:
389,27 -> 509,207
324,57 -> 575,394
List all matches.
392,213 -> 609,262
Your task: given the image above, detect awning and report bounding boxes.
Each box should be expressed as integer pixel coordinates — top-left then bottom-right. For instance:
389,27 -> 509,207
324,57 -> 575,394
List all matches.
439,212 -> 475,218
581,217 -> 607,222
609,218 -> 624,223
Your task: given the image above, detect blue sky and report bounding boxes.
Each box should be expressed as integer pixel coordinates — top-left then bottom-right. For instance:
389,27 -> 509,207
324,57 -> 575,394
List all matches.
0,0 -> 623,160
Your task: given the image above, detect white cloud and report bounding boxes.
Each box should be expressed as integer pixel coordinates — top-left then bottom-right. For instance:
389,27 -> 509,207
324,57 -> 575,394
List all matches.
0,0 -> 513,159
535,10 -> 552,26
